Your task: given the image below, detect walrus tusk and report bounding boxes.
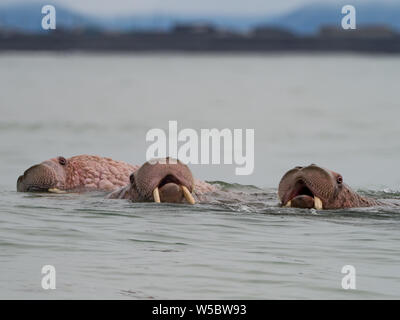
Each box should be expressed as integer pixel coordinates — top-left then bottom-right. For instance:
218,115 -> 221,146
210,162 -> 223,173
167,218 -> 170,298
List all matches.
153,187 -> 161,203
314,197 -> 323,210
181,185 -> 195,205
48,188 -> 66,194
284,200 -> 292,207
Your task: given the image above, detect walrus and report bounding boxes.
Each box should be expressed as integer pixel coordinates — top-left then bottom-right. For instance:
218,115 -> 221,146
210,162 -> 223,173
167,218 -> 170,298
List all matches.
107,157 -> 216,204
17,155 -> 138,193
278,164 -> 381,209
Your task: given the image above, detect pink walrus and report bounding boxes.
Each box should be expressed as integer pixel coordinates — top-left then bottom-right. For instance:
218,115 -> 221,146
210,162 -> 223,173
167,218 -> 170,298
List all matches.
17,155 -> 138,193
17,155 -> 216,205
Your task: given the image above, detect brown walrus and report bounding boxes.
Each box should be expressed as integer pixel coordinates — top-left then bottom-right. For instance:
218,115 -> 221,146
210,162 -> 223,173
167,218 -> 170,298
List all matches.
278,164 -> 381,209
107,157 -> 216,204
17,155 -> 138,193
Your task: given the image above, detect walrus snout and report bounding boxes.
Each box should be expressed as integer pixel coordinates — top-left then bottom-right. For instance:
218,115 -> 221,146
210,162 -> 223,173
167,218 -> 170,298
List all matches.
279,165 -> 335,210
289,194 -> 315,209
133,158 -> 196,204
17,163 -> 58,192
158,182 -> 184,203
151,173 -> 195,204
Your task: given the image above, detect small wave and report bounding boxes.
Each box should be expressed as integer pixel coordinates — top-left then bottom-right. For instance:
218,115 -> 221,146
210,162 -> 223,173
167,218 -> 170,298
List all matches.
207,180 -> 263,193
358,188 -> 400,200
5,184 -> 400,219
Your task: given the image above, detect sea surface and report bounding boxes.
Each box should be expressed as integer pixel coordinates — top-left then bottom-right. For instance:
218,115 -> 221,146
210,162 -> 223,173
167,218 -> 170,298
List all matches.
0,53 -> 399,299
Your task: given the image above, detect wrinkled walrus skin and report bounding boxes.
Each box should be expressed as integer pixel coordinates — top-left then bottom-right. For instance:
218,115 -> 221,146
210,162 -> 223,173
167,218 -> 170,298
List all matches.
17,155 -> 139,193
107,158 -> 216,204
278,164 -> 381,210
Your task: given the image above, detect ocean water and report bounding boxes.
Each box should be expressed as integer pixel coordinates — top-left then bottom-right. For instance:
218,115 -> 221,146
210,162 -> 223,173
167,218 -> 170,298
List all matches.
0,53 -> 399,299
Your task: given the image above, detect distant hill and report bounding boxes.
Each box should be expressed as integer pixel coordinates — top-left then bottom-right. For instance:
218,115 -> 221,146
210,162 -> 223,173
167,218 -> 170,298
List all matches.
265,2 -> 400,34
0,2 -> 269,33
0,1 -> 400,34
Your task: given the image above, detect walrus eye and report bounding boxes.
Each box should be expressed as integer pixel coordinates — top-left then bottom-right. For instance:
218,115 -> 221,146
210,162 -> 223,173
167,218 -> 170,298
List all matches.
129,173 -> 135,185
337,176 -> 343,184
58,156 -> 67,166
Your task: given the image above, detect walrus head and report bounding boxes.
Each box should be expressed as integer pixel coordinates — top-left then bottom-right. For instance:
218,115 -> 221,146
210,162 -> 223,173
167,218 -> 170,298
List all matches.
17,156 -> 68,192
278,164 -> 378,209
17,155 -> 136,193
128,157 -> 196,204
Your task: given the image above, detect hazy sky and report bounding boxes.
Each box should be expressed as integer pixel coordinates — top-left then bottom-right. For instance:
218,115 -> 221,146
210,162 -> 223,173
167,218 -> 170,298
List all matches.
0,0 -> 378,16
0,0 -> 394,16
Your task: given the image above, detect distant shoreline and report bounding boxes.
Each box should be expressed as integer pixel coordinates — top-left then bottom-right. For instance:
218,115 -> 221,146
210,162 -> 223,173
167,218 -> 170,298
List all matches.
1,29 -> 400,54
